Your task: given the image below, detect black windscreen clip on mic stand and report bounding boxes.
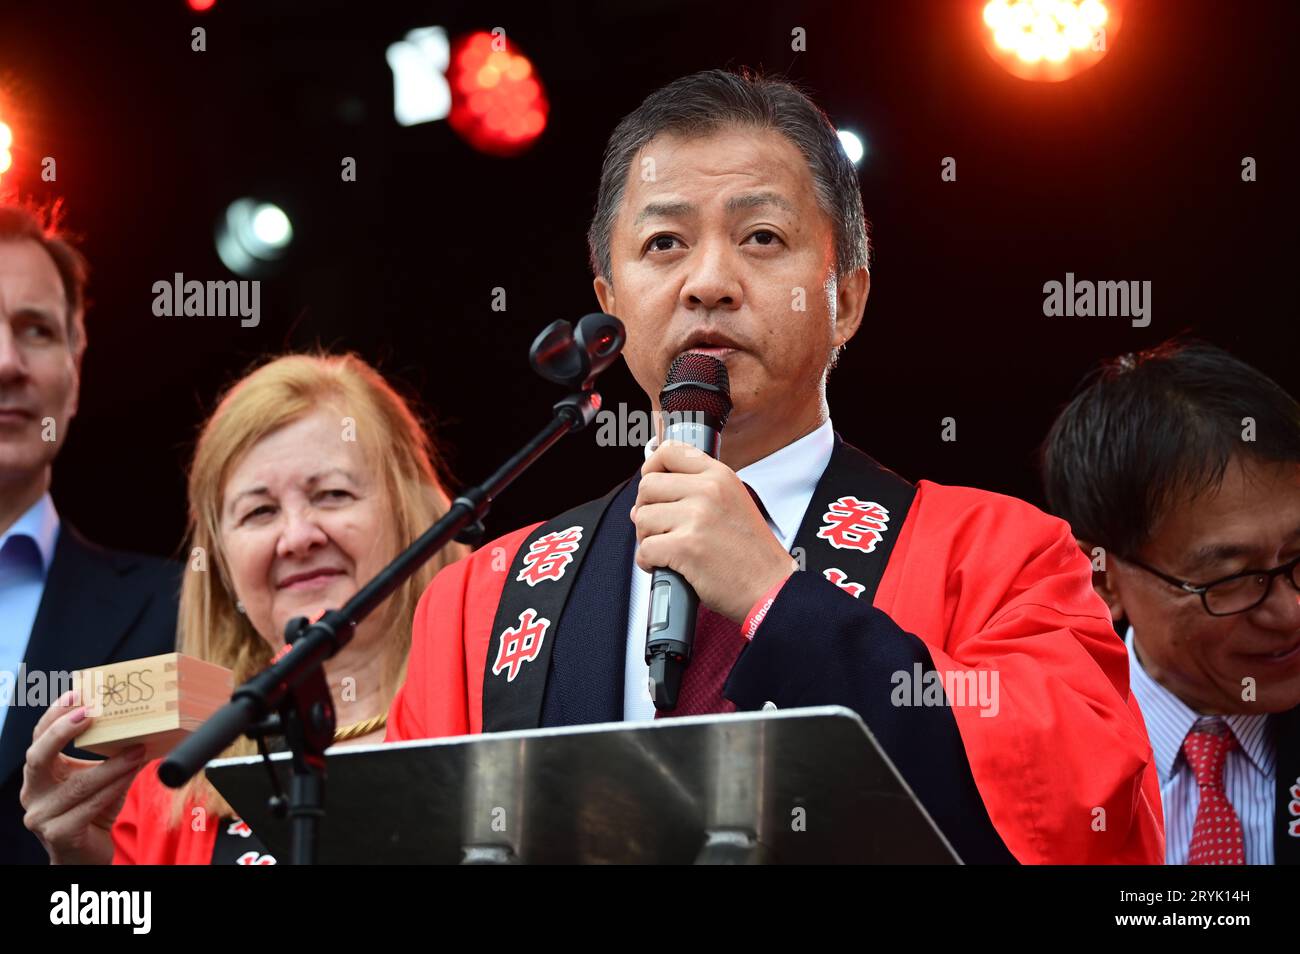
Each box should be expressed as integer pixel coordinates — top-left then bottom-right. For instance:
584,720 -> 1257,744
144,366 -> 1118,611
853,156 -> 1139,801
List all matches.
157,313 -> 625,864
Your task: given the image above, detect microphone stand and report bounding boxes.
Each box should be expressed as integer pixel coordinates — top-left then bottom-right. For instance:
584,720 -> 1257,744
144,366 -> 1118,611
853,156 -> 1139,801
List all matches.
159,314 -> 623,864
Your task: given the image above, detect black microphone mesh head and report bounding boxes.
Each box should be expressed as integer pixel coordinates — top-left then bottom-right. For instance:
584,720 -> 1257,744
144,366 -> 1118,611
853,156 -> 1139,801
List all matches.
659,352 -> 733,426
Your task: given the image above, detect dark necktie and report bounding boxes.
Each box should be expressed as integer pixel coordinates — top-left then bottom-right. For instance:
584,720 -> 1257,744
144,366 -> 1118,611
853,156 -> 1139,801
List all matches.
652,483 -> 771,718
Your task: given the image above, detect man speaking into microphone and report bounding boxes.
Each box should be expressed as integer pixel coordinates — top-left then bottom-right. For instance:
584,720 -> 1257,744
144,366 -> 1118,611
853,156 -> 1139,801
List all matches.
388,69 -> 1163,864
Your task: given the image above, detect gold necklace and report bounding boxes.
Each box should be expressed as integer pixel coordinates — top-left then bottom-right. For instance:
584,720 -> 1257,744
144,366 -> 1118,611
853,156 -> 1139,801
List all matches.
333,712 -> 387,743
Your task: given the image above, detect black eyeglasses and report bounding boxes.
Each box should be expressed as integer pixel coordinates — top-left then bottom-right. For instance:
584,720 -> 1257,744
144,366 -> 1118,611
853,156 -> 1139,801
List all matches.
1123,553 -> 1300,617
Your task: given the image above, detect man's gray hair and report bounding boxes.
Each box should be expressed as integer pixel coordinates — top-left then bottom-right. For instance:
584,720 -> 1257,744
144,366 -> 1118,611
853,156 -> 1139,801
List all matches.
587,68 -> 870,283
0,200 -> 89,358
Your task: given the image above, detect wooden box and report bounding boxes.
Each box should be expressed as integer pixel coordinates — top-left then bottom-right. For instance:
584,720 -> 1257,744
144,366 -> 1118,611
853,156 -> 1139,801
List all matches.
73,653 -> 234,761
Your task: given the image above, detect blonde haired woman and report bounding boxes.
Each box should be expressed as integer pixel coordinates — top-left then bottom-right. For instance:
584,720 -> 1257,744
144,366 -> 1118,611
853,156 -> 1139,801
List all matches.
21,353 -> 468,863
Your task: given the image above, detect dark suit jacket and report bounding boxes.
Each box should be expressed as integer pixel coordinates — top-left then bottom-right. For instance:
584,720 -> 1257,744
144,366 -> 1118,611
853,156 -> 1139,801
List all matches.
0,523 -> 179,864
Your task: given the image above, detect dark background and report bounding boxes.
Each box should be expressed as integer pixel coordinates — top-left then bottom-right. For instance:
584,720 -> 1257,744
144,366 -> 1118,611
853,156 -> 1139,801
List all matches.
0,0 -> 1295,558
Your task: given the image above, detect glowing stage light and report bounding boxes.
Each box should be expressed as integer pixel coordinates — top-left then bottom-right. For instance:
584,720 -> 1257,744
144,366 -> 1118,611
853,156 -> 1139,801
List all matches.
837,129 -> 865,166
250,203 -> 292,247
980,0 -> 1122,82
448,31 -> 548,156
0,121 -> 12,179
216,199 -> 293,277
387,26 -> 452,127
187,0 -> 216,11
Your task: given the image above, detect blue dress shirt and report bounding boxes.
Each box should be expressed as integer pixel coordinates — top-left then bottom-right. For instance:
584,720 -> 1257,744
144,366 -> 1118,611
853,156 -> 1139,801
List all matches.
0,494 -> 61,738
1126,626 -> 1276,864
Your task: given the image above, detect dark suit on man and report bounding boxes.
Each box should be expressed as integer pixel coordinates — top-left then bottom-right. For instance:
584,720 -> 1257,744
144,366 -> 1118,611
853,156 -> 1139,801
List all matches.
0,524 -> 179,864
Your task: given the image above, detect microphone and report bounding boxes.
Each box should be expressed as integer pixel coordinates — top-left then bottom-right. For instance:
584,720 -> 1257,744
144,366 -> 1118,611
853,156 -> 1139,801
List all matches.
644,351 -> 733,710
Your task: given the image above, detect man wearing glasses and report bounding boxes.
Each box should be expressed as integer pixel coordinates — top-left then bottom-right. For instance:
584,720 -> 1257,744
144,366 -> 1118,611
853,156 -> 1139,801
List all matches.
1043,340 -> 1300,865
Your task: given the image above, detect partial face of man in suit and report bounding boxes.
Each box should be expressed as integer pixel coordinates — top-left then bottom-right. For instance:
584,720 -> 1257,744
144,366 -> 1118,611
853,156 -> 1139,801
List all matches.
1091,455 -> 1300,715
0,238 -> 81,529
593,125 -> 869,473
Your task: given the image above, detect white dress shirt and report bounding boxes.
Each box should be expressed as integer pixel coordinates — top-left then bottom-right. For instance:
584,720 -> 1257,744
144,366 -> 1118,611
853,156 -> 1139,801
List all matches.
1125,626 -> 1276,864
0,493 -> 61,738
622,419 -> 836,721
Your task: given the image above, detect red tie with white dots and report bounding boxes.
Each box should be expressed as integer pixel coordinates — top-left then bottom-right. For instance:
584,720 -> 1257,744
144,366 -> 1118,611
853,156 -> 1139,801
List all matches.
1182,721 -> 1246,865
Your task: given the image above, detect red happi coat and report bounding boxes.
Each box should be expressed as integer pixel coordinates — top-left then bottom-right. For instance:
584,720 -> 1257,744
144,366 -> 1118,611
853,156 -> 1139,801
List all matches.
388,473 -> 1164,864
111,761 -> 219,864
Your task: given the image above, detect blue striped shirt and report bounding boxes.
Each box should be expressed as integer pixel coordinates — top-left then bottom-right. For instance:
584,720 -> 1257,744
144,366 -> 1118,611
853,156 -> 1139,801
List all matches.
1126,626 -> 1275,864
